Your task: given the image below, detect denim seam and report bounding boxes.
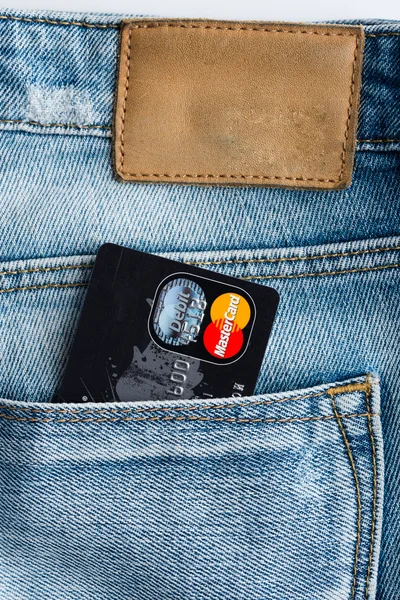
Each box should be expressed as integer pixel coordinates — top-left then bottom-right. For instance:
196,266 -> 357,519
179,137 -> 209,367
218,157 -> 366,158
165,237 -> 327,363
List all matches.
189,245 -> 400,267
0,15 -> 397,37
1,244 -> 400,278
0,124 -> 400,144
0,379 -> 370,416
329,387 -> 362,600
365,32 -> 400,37
0,264 -> 93,277
328,377 -> 378,600
0,263 -> 399,294
0,15 -> 118,28
357,139 -> 400,143
0,410 -> 377,425
118,24 -> 360,184
0,263 -> 400,294
0,389 -> 328,415
0,282 -> 87,294
364,375 -> 377,599
0,118 -> 111,130
0,123 -> 397,145
2,243 -> 400,278
1,129 -> 397,146
1,263 -> 399,293
244,263 -> 400,281
0,118 -> 398,144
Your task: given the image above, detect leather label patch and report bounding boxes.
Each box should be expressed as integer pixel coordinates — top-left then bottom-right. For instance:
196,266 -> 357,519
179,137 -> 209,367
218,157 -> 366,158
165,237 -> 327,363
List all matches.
114,20 -> 364,189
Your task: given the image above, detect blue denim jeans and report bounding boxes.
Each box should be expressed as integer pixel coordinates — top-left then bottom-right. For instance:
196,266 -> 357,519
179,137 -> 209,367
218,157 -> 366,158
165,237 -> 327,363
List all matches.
0,9 -> 399,600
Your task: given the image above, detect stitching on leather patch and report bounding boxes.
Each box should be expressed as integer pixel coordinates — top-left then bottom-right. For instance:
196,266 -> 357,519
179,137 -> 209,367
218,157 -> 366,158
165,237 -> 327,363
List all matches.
337,34 -> 360,182
114,20 -> 364,189
119,24 -> 357,183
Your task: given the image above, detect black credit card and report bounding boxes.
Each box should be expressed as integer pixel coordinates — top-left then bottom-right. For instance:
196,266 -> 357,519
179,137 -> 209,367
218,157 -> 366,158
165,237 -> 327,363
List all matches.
56,244 -> 279,403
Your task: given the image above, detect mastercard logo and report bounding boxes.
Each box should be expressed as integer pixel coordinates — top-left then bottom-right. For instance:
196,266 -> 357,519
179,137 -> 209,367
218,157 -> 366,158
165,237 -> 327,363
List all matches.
203,293 -> 251,359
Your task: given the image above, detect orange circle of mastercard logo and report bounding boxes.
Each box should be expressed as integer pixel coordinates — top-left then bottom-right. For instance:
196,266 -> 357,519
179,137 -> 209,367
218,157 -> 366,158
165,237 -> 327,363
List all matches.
203,293 -> 251,359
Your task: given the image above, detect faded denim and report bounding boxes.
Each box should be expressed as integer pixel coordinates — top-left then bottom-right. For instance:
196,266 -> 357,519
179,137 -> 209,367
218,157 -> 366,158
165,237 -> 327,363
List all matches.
0,9 -> 399,600
0,377 -> 383,600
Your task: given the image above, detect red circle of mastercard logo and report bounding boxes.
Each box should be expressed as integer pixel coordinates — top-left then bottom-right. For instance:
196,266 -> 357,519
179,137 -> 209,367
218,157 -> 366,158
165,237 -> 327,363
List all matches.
203,293 -> 251,359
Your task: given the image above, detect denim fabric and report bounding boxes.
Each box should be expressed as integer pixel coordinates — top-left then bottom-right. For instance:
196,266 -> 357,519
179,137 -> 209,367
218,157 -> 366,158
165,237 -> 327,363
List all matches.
0,9 -> 399,600
0,377 -> 383,600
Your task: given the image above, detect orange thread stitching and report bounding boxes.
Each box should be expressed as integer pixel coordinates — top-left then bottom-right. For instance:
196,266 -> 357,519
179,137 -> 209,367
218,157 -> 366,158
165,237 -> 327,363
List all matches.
129,23 -> 358,36
326,382 -> 368,395
119,23 -> 361,183
121,172 -> 340,183
337,33 -> 359,182
329,388 -> 362,600
365,375 -> 378,599
0,411 -> 377,425
119,26 -> 132,173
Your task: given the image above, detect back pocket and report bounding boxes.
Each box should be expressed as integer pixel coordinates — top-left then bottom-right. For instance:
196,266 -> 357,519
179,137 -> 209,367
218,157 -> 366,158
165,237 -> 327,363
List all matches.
0,375 -> 383,600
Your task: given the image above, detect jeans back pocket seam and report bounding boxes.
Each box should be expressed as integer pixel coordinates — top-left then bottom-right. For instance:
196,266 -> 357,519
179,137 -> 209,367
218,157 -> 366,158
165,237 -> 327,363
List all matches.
328,375 -> 378,600
1,264 -> 399,297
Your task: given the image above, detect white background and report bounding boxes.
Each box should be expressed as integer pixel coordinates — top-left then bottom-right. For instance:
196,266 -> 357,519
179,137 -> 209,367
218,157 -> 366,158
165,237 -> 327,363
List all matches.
2,0 -> 400,21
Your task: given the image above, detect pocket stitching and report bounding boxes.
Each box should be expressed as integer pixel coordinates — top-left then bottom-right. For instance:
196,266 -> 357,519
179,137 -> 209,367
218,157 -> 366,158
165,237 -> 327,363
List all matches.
1,263 -> 399,296
0,410 -> 378,426
0,389 -> 328,415
1,243 -> 400,278
0,379 -> 369,416
190,245 -> 400,267
364,377 -> 378,600
328,376 -> 378,600
329,387 -> 362,600
0,382 -> 380,598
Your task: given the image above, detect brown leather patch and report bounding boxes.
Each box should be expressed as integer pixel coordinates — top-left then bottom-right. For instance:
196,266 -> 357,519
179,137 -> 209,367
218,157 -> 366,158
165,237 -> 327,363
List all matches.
114,20 -> 364,189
